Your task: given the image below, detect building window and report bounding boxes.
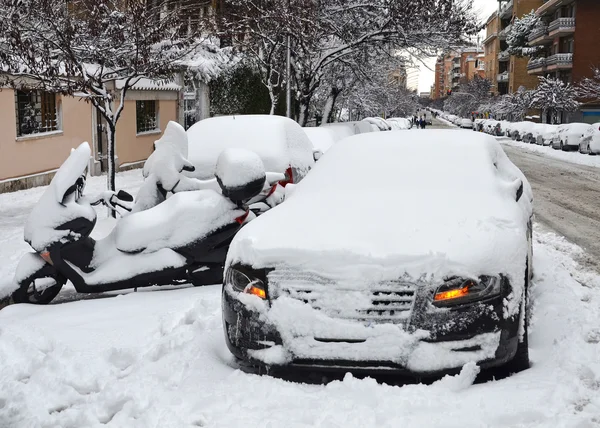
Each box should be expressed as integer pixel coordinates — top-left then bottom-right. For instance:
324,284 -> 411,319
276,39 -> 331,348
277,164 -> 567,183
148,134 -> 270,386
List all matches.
136,100 -> 158,134
15,90 -> 60,137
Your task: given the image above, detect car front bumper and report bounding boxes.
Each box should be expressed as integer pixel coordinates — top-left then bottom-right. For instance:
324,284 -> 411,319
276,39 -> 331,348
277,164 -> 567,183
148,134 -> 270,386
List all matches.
222,278 -> 520,376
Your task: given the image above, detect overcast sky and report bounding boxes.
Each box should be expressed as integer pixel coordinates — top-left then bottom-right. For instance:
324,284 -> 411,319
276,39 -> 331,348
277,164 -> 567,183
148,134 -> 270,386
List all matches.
417,0 -> 500,92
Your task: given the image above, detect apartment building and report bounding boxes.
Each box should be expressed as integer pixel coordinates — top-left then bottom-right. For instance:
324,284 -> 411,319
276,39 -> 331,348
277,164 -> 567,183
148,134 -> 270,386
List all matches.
432,47 -> 485,100
484,0 -> 544,96
526,0 -> 600,123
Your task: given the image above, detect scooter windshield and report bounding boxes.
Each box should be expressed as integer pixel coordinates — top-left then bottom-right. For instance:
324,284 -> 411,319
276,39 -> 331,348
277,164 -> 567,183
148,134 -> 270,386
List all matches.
24,142 -> 96,252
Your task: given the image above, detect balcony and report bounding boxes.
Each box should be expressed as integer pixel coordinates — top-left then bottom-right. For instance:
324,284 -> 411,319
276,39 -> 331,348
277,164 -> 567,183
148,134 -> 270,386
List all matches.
483,32 -> 498,45
547,17 -> 575,37
498,50 -> 510,62
546,53 -> 573,70
497,72 -> 509,82
537,0 -> 576,17
499,0 -> 513,19
527,57 -> 547,74
528,25 -> 550,45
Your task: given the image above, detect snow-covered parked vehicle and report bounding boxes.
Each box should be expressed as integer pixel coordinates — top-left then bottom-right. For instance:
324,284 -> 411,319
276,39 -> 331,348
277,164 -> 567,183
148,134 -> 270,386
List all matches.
187,115 -> 315,209
362,117 -> 392,132
530,123 -> 554,145
474,118 -> 485,132
302,127 -> 337,159
579,122 -> 600,154
459,118 -> 473,129
512,121 -> 537,142
553,123 -> 592,151
222,130 -> 534,377
387,117 -> 412,130
3,142 -> 271,305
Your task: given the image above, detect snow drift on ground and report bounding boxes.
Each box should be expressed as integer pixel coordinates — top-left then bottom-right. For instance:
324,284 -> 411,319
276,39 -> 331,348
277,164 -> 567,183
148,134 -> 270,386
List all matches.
499,137 -> 600,168
0,223 -> 599,427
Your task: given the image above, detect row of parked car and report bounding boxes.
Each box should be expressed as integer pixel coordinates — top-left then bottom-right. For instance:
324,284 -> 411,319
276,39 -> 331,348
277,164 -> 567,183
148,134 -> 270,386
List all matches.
435,110 -> 600,155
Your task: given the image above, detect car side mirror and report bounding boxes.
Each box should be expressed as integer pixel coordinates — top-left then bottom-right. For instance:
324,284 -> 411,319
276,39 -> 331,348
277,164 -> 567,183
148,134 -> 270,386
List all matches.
313,150 -> 323,161
516,180 -> 524,202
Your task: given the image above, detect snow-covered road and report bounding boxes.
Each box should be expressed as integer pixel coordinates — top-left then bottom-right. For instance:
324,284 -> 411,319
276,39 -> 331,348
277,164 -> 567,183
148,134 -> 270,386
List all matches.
1,142 -> 600,427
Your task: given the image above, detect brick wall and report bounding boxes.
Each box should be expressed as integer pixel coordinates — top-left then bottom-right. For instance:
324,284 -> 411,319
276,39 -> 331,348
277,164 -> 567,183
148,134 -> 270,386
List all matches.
572,0 -> 600,83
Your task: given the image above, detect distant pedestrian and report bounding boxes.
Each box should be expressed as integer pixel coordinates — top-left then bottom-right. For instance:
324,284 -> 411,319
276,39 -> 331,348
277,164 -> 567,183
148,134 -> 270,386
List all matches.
419,117 -> 424,129
422,117 -> 427,129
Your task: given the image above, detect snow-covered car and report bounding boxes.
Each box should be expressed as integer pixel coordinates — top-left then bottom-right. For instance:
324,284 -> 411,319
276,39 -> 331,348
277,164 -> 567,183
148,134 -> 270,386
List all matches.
387,117 -> 412,130
459,118 -> 473,129
321,121 -> 373,139
540,124 -> 562,146
187,115 -> 314,186
473,118 -> 485,132
302,127 -> 338,158
512,121 -> 537,143
557,123 -> 592,151
362,117 -> 392,132
223,130 -> 534,376
580,122 -> 600,154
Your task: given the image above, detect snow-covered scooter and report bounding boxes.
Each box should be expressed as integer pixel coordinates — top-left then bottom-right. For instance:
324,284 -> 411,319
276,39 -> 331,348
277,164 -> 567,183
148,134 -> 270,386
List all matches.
6,142 -> 267,305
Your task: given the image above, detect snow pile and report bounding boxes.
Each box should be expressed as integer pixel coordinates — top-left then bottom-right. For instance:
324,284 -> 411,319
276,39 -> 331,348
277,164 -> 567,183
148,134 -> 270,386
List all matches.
499,137 -> 600,168
186,115 -> 314,180
228,131 -> 532,314
24,142 -> 96,252
1,226 -> 600,426
215,148 -> 265,188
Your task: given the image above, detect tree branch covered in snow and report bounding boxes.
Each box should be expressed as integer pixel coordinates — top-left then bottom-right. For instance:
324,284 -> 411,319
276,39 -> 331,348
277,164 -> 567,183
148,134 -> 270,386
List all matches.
506,11 -> 542,57
531,77 -> 579,121
0,0 -> 223,193
577,68 -> 600,102
222,0 -> 479,125
443,75 -> 492,117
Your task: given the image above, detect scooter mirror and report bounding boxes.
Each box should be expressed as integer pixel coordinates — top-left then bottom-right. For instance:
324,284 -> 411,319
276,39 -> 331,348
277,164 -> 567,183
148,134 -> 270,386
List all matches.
117,190 -> 134,202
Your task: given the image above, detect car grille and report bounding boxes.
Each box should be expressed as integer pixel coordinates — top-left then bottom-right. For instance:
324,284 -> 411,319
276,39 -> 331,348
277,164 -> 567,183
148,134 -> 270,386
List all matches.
267,270 -> 417,323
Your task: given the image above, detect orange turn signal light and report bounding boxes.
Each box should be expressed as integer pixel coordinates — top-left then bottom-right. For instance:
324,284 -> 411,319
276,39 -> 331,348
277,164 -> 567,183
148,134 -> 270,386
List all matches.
245,284 -> 266,300
434,285 -> 470,301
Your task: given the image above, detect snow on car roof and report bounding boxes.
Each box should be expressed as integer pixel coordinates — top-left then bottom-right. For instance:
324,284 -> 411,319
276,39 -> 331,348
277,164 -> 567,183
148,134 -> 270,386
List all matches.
186,115 -> 314,179
228,130 -> 531,295
303,127 -> 337,153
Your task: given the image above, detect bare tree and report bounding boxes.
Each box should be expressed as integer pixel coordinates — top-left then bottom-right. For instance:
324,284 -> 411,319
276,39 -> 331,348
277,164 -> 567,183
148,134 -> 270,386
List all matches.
0,0 -> 214,192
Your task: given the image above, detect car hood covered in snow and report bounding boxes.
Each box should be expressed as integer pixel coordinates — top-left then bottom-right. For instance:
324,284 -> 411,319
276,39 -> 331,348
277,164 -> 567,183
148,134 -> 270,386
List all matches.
228,130 -> 532,287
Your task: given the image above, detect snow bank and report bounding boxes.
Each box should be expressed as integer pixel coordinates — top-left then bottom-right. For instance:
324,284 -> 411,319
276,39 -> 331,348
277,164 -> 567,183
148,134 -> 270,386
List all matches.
186,115 -> 314,180
1,226 -> 600,427
499,137 -> 600,168
228,131 -> 531,312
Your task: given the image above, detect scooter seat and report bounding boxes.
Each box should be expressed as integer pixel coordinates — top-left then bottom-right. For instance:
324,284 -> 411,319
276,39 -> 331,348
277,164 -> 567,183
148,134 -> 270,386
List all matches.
114,190 -> 243,254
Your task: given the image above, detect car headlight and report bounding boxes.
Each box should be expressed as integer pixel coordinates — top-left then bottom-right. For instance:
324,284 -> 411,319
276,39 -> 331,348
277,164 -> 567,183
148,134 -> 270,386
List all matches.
432,276 -> 501,307
225,266 -> 267,300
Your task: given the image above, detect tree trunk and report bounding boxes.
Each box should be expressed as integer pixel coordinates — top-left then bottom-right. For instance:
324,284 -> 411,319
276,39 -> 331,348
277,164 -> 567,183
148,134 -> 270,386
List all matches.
322,87 -> 342,124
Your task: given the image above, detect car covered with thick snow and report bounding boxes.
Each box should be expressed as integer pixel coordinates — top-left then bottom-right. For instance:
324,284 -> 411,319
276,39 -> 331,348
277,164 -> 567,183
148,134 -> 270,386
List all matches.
459,118 -> 474,129
580,122 -> 600,154
222,130 -> 534,377
553,123 -> 592,151
186,115 -> 314,184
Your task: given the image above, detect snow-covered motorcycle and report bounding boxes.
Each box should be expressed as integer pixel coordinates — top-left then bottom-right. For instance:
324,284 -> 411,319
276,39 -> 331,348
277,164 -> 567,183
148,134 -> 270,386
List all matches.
5,141 -> 268,305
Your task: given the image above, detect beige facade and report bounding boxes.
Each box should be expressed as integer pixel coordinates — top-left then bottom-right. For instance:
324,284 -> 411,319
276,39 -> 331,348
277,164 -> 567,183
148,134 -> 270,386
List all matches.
0,87 -> 180,191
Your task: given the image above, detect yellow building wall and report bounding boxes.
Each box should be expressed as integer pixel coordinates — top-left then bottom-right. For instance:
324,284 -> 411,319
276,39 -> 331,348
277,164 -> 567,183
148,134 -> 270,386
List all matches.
0,90 -> 93,180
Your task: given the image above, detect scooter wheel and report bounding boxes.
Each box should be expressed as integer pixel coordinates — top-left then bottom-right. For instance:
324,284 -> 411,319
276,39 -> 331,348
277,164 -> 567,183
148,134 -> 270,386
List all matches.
11,274 -> 65,305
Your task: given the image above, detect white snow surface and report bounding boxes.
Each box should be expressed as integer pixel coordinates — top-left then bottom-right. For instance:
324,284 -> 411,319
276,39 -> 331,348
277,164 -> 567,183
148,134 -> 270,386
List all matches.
114,190 -> 244,254
186,115 -> 314,180
228,131 -> 532,315
302,127 -> 338,153
215,148 -> 265,188
1,217 -> 600,427
24,142 -> 96,252
499,136 -> 600,168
